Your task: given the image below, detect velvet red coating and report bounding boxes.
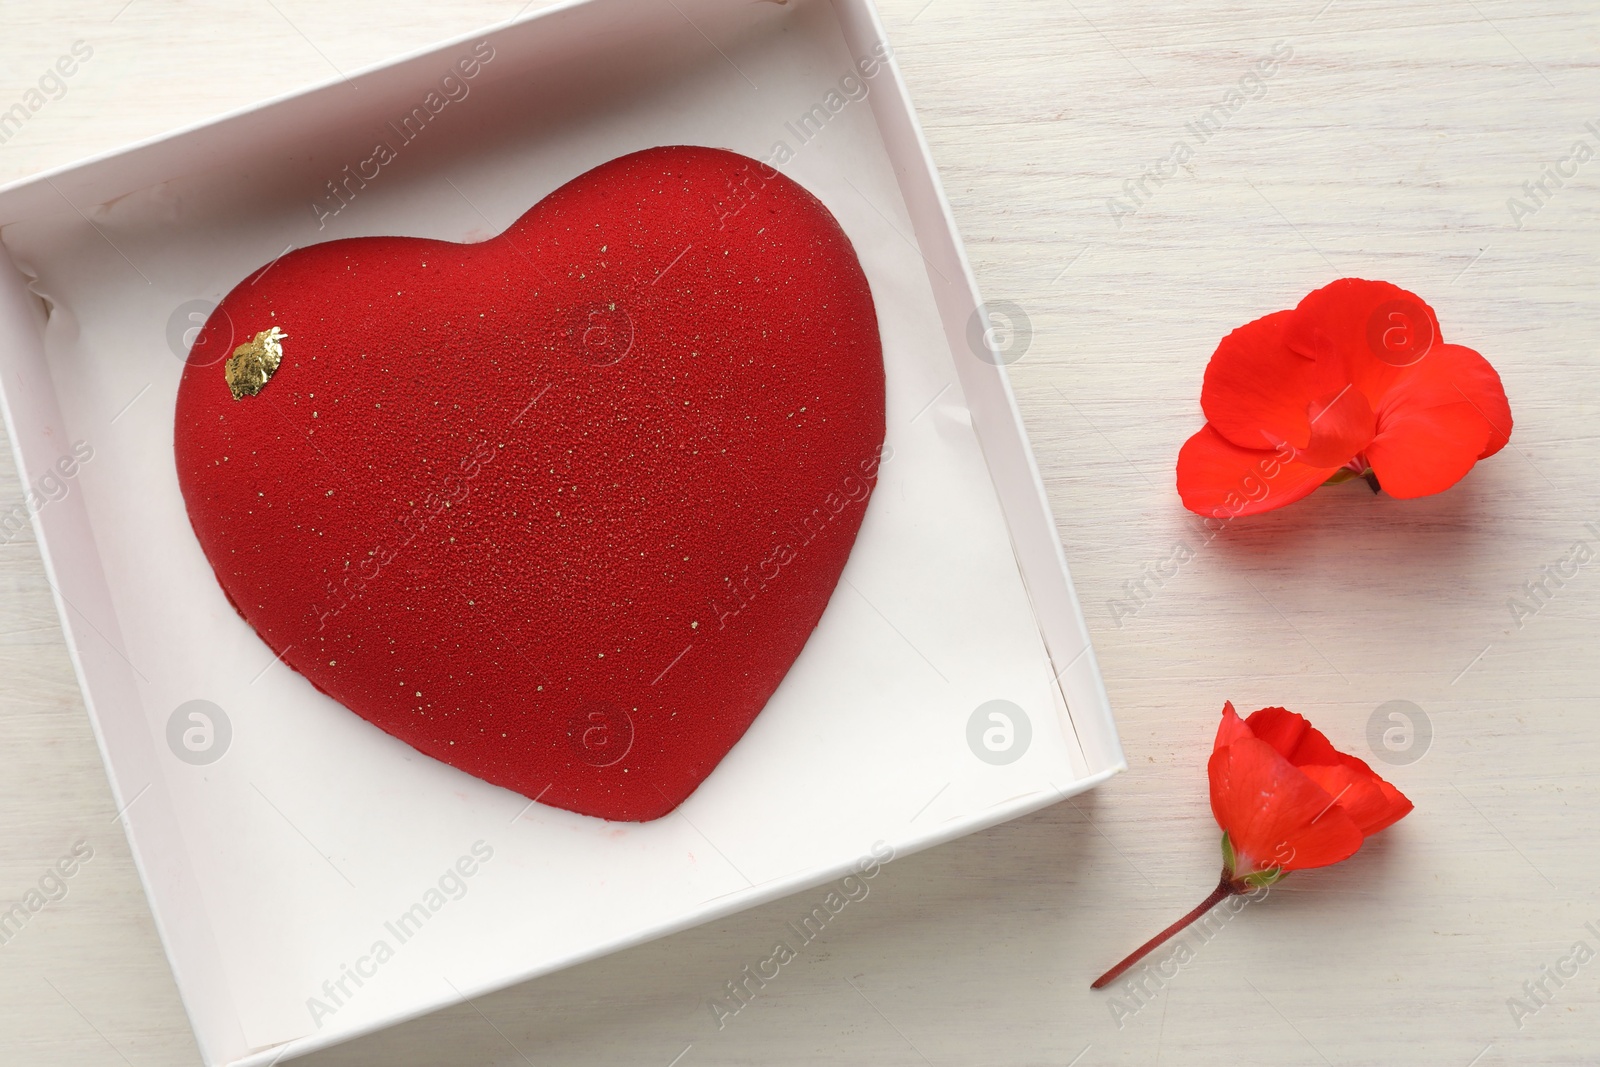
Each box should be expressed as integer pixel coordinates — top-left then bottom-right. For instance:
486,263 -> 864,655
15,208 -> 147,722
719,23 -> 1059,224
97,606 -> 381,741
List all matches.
174,146 -> 886,822
1208,702 -> 1413,875
1177,278 -> 1513,517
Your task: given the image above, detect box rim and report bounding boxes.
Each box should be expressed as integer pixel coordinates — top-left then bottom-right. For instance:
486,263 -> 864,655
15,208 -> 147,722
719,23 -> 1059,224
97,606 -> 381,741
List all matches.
0,0 -> 595,211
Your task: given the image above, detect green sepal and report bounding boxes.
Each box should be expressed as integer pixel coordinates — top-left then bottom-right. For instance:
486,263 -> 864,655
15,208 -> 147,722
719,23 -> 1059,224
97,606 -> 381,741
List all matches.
1242,866 -> 1287,889
1220,831 -> 1237,876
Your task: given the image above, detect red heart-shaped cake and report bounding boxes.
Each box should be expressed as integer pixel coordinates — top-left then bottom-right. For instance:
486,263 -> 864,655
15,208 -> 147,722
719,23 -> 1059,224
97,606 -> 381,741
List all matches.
175,145 -> 884,821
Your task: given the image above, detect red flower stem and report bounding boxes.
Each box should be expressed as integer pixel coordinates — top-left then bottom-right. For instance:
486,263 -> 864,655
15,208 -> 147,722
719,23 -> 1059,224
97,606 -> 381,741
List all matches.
1090,869 -> 1239,990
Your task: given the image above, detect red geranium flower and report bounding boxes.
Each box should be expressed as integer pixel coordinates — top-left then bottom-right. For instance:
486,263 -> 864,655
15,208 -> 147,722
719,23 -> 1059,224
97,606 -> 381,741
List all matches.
1209,701 -> 1412,876
1177,278 -> 1512,518
1091,702 -> 1412,990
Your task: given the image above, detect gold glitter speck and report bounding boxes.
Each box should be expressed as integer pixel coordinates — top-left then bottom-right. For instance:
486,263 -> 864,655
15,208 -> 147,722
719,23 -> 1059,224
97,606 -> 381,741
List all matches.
225,327 -> 287,400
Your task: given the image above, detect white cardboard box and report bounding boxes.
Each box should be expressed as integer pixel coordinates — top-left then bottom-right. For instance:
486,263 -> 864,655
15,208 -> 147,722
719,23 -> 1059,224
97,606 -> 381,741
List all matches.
0,0 -> 1122,1062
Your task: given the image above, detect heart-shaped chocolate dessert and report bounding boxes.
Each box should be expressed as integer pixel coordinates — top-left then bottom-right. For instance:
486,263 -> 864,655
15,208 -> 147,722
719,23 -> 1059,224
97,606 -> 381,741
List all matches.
175,146 -> 885,820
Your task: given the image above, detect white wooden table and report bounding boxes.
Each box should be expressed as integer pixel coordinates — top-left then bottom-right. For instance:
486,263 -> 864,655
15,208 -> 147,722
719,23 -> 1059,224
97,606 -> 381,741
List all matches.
1,1 -> 1594,1064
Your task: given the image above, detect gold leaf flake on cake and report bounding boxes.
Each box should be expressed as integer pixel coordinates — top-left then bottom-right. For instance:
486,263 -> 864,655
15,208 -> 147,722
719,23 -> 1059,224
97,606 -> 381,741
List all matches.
225,327 -> 288,400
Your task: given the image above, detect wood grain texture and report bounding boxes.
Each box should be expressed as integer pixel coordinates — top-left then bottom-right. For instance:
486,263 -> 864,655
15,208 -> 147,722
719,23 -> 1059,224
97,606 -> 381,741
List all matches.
0,0 -> 1595,1064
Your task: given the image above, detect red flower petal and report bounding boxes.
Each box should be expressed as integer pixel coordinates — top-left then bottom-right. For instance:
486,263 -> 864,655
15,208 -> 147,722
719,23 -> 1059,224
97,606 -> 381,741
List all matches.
1243,707 -> 1341,767
1365,343 -> 1501,499
1283,278 -> 1444,407
1431,343 -> 1513,459
1301,755 -> 1414,836
1296,384 -> 1377,468
1200,310 -> 1328,451
1213,700 -> 1253,753
1176,425 -> 1340,518
1208,735 -> 1365,873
